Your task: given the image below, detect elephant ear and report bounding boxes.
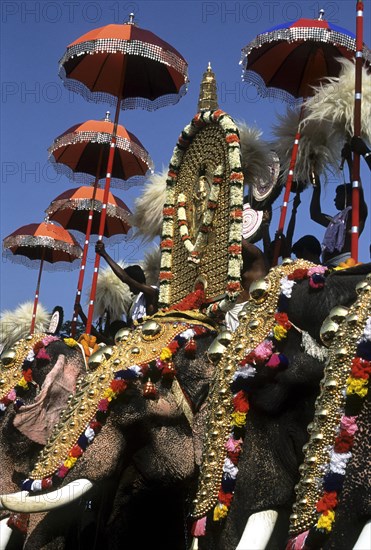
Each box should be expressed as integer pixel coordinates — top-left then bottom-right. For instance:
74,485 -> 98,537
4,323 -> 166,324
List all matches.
13,353 -> 84,445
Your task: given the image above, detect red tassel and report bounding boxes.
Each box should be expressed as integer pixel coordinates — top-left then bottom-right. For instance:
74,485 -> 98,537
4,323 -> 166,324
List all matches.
161,361 -> 176,380
185,338 -> 197,358
7,512 -> 30,535
191,516 -> 207,536
143,379 -> 157,399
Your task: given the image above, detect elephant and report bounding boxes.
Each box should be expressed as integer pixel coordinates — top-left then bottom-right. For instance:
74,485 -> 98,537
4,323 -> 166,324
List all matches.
194,263 -> 371,550
2,264 -> 371,550
0,318 -> 217,550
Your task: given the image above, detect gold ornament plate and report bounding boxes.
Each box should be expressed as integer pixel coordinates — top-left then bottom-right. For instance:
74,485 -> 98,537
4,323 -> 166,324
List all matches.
192,261 -> 314,518
0,334 -> 46,400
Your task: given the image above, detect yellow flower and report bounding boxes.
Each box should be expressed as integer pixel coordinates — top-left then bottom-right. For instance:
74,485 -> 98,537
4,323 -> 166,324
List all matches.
160,347 -> 172,361
316,510 -> 335,532
17,377 -> 29,390
213,504 -> 228,521
273,325 -> 287,341
346,376 -> 368,398
64,338 -> 78,348
231,411 -> 247,428
103,388 -> 115,400
64,457 -> 78,469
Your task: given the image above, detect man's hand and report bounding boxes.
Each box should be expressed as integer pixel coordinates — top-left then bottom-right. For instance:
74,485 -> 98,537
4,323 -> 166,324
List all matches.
95,241 -> 106,256
350,136 -> 369,157
293,191 -> 301,210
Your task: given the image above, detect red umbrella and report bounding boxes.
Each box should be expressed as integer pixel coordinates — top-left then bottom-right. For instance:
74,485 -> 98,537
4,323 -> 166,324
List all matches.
3,222 -> 82,334
59,15 -> 188,111
59,14 -> 188,334
46,185 -> 132,337
46,185 -> 131,239
241,11 -> 371,264
48,114 -> 153,189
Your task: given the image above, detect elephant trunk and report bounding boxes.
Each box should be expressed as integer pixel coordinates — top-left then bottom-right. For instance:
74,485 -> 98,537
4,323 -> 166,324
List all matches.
0,479 -> 93,513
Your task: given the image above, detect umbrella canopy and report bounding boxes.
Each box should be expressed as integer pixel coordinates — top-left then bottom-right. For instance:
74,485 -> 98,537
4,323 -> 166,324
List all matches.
3,222 -> 82,269
59,16 -> 188,111
241,16 -> 371,103
46,185 -> 132,239
48,117 -> 153,189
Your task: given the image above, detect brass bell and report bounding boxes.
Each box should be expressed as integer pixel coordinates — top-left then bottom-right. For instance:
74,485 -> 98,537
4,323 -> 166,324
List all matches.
282,257 -> 293,265
207,339 -> 226,364
324,378 -> 337,388
0,348 -> 16,366
356,280 -> 370,294
131,347 -> 140,355
329,306 -> 349,324
88,349 -> 104,369
141,320 -> 161,337
114,328 -> 131,344
237,309 -> 248,321
100,345 -> 114,359
248,319 -> 260,331
249,278 -> 270,302
311,431 -> 323,441
320,318 -> 339,346
345,313 -> 358,326
216,329 -> 232,347
334,347 -> 348,358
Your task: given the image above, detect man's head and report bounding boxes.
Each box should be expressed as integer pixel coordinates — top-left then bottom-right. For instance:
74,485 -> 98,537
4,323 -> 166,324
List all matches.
241,242 -> 268,292
292,235 -> 322,263
124,265 -> 146,294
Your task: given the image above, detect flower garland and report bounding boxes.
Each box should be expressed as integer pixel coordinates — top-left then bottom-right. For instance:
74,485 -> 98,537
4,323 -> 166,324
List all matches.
158,109 -> 244,308
21,324 -> 210,494
287,319 -> 371,550
213,306 -> 292,521
0,335 -> 58,416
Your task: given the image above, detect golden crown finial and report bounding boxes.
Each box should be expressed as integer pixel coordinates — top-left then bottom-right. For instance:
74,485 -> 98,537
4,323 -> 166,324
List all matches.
198,62 -> 218,112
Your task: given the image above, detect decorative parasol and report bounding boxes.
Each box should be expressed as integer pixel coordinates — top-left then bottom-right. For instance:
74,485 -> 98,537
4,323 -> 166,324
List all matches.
59,13 -> 188,334
48,113 -> 153,190
59,14 -> 188,111
3,222 -> 82,334
241,10 -> 371,263
46,185 -> 131,240
46,184 -> 132,336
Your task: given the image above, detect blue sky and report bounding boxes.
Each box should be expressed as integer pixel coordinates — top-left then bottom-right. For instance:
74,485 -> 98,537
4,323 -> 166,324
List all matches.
1,0 -> 370,321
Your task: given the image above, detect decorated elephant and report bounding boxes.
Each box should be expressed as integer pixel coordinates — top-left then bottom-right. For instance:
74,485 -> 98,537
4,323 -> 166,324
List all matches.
0,312 -> 217,549
191,262 -> 371,550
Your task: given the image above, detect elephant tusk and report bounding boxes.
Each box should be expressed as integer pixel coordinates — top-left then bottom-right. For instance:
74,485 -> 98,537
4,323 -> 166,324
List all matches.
353,519 -> 371,550
236,509 -> 278,550
0,479 -> 93,513
0,517 -> 14,550
0,491 -> 29,511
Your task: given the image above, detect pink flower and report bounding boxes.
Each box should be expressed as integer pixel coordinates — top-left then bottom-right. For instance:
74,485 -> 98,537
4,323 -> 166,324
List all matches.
42,335 -> 59,346
340,415 -> 358,435
307,266 -> 327,276
266,354 -> 281,368
36,348 -> 50,361
254,340 -> 273,361
7,389 -> 17,401
56,465 -> 69,478
225,437 -> 242,453
98,398 -> 109,412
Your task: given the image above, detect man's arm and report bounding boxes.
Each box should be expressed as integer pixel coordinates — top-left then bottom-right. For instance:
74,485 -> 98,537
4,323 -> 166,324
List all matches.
351,136 -> 371,170
95,241 -> 158,306
310,175 -> 331,228
286,190 -> 301,252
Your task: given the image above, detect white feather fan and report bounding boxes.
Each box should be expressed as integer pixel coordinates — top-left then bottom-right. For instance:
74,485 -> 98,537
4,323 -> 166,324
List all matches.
0,302 -> 50,350
131,170 -> 168,241
91,262 -> 132,321
237,121 -> 273,186
302,58 -> 371,143
272,107 -> 341,185
142,246 -> 161,286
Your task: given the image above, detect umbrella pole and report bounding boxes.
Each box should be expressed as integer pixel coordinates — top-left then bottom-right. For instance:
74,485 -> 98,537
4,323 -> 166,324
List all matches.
85,59 -> 127,336
30,252 -> 45,335
351,0 -> 364,262
272,104 -> 305,266
71,149 -> 104,337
